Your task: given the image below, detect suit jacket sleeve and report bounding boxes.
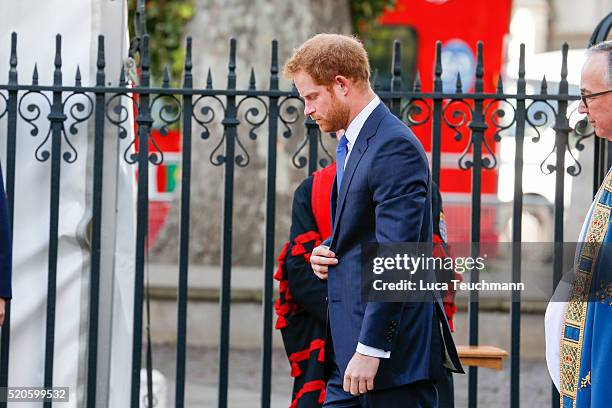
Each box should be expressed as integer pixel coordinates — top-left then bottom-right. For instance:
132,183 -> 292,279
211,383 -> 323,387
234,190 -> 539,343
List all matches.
358,133 -> 429,351
285,177 -> 328,325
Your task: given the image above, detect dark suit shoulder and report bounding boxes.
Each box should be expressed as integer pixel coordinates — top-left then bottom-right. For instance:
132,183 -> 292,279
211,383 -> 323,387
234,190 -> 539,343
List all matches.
371,113 -> 429,165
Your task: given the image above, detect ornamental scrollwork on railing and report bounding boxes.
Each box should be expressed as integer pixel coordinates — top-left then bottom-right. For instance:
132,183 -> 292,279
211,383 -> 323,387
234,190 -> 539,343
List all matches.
0,92 -> 8,121
442,99 -> 474,170
525,100 -> 556,146
292,117 -> 316,169
18,90 -> 52,162
192,94 -> 226,166
566,103 -> 595,177
208,129 -> 227,166
526,99 -> 575,176
105,93 -> 140,165
484,98 -> 516,143
192,95 -> 225,141
149,93 -> 182,166
278,96 -> 303,140
289,114 -> 336,170
234,95 -> 268,167
526,99 -> 589,177
525,99 -> 557,175
400,98 -> 432,128
60,91 -> 94,163
278,94 -> 336,170
475,98 -> 517,170
317,132 -> 336,168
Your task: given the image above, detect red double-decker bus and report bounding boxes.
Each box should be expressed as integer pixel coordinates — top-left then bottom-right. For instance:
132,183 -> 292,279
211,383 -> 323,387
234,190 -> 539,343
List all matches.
374,0 -> 513,242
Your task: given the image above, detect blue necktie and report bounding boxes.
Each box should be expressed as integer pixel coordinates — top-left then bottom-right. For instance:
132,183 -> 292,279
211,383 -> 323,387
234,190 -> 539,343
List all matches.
335,134 -> 348,193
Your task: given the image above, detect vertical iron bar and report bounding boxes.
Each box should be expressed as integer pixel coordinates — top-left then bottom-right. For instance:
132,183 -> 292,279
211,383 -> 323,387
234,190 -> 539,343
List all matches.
305,118 -> 319,175
86,35 -> 106,408
593,138 -> 604,196
218,38 -> 238,408
510,44 -> 526,408
594,139 -> 611,193
135,0 -> 148,37
431,42 -> 443,185
260,39 -> 279,408
390,40 -> 402,118
130,34 -> 153,408
467,41 -> 486,408
372,69 -> 382,94
175,37 -> 193,408
551,43 -> 571,408
44,34 -> 67,408
0,33 -> 18,405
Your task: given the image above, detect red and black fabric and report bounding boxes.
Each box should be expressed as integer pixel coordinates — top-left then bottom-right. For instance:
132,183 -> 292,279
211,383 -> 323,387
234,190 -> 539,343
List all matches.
431,181 -> 461,332
275,164 -> 335,408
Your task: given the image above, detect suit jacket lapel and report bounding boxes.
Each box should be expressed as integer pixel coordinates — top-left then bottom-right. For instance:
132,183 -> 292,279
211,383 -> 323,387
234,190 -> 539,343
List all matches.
330,103 -> 389,249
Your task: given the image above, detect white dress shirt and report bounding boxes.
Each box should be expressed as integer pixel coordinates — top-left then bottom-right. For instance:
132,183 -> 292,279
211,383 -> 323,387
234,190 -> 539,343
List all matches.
340,95 -> 381,170
335,95 -> 390,359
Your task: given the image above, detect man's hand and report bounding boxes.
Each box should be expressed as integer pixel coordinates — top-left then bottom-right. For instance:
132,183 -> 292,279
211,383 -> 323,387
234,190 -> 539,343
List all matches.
0,298 -> 6,326
310,245 -> 338,280
343,352 -> 379,395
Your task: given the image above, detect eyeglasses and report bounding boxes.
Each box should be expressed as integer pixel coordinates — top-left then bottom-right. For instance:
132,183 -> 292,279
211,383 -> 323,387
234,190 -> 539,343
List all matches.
580,89 -> 612,108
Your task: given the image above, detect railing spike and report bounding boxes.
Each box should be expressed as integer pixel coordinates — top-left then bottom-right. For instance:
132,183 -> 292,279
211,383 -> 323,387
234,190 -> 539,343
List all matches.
434,41 -> 443,92
413,71 -> 421,92
75,65 -> 82,86
269,39 -> 279,90
206,68 -> 213,89
455,72 -> 463,93
249,67 -> 256,90
32,63 -> 39,85
540,75 -> 548,94
162,66 -> 170,88
9,32 -> 18,84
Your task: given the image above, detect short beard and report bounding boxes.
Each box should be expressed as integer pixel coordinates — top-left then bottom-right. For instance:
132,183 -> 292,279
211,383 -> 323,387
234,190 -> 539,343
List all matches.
317,91 -> 350,133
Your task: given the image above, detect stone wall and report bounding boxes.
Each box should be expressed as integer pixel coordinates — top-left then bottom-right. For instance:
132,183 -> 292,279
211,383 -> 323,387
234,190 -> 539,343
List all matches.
151,0 -> 351,265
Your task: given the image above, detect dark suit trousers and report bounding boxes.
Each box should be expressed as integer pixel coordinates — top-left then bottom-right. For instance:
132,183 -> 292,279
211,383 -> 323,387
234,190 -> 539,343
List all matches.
437,370 -> 454,408
323,357 -> 438,408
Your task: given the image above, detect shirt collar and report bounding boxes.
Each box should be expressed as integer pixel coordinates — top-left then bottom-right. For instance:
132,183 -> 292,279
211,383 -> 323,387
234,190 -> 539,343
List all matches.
343,95 -> 380,148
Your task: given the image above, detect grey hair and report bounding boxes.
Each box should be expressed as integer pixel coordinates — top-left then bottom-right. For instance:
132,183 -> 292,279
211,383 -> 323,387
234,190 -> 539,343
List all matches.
587,40 -> 612,85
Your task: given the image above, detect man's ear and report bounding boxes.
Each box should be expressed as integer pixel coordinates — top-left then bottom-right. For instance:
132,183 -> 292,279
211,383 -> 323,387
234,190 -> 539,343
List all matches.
334,75 -> 351,96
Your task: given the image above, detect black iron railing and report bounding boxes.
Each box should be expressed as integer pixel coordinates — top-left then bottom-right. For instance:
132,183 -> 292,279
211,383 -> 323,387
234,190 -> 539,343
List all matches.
1,13 -> 611,408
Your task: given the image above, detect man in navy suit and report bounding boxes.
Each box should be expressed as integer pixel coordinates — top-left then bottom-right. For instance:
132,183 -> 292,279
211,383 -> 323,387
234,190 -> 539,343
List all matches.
284,34 -> 463,407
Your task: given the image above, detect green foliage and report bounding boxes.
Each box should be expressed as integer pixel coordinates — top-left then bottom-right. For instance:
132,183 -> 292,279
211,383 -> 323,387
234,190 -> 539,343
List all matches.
364,27 -> 417,90
350,0 -> 416,90
127,0 -> 195,84
350,0 -> 397,34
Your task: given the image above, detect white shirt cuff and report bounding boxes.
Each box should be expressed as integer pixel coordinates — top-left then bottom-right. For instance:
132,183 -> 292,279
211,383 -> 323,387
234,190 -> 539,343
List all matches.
356,342 -> 390,358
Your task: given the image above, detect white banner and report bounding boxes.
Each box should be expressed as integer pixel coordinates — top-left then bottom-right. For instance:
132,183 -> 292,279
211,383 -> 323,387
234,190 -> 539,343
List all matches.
0,1 -> 136,407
